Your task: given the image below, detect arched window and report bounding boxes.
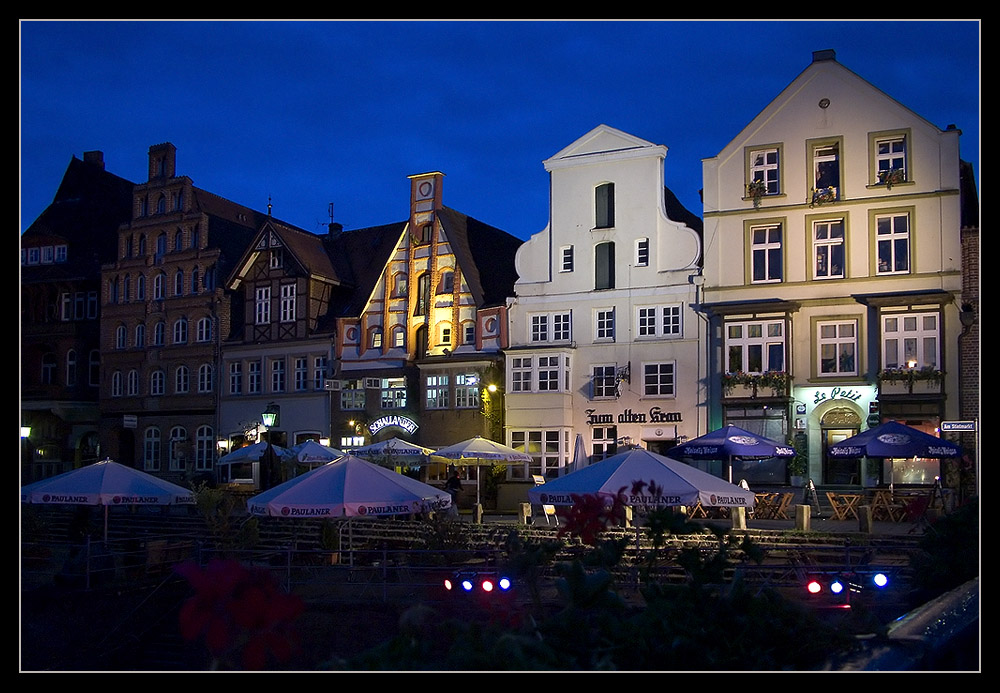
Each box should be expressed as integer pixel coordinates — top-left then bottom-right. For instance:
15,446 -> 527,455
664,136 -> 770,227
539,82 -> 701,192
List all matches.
153,321 -> 165,346
143,427 -> 161,471
595,182 -> 615,229
169,426 -> 187,471
191,267 -> 200,294
116,324 -> 127,349
174,269 -> 184,296
173,317 -> 188,344
195,425 -> 214,471
595,241 -> 615,290
127,369 -> 139,395
175,365 -> 189,393
136,274 -> 146,301
138,234 -> 147,255
198,364 -> 213,393
153,272 -> 165,300
156,194 -> 166,214
438,270 -> 454,294
111,370 -> 122,397
109,276 -> 119,304
150,369 -> 165,396
66,349 -> 77,386
122,274 -> 131,302
196,317 -> 212,342
135,323 -> 145,348
174,229 -> 183,251
415,274 -> 430,315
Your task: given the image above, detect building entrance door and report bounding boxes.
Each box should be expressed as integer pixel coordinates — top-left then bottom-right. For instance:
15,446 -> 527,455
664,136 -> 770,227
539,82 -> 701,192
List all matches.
820,406 -> 862,485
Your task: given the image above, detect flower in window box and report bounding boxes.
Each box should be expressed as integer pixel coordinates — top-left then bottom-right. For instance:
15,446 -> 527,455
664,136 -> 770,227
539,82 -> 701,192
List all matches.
746,180 -> 767,209
810,186 -> 838,206
877,168 -> 906,190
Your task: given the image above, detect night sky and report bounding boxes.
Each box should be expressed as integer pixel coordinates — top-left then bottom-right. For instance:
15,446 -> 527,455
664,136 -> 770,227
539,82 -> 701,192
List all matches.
20,20 -> 980,240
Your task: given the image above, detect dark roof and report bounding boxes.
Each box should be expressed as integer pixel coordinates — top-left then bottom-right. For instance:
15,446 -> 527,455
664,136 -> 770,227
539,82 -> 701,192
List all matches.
663,185 -> 703,235
437,206 -> 523,308
326,222 -> 407,318
21,155 -> 134,281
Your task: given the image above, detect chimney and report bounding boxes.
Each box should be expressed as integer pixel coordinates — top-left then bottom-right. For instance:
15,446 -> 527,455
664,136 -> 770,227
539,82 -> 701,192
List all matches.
328,222 -> 343,237
83,151 -> 105,169
812,49 -> 836,63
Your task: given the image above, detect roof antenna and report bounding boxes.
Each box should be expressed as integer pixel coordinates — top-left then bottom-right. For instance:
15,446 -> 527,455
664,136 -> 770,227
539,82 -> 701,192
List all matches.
267,195 -> 272,216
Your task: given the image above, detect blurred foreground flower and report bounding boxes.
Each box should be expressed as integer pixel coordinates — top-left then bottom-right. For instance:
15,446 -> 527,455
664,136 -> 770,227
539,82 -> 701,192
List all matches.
557,488 -> 628,545
175,558 -> 304,670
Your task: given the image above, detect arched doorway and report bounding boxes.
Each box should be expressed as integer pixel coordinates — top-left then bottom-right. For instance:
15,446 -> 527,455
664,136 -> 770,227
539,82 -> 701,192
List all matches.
821,406 -> 862,485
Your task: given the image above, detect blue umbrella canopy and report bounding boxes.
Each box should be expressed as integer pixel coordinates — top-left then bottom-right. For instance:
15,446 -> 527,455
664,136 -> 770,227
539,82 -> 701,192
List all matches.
827,421 -> 961,459
667,425 -> 796,460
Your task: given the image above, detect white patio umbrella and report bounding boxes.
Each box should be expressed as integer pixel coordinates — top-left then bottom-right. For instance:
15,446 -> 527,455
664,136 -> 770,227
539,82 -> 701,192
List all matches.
352,437 -> 434,467
284,440 -> 345,467
20,459 -> 196,542
527,447 -> 756,512
431,436 -> 532,505
216,441 -> 291,465
246,455 -> 451,518
570,433 -> 589,473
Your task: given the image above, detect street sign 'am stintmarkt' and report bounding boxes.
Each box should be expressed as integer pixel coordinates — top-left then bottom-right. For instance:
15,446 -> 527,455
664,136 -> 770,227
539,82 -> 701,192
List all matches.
940,420 -> 978,432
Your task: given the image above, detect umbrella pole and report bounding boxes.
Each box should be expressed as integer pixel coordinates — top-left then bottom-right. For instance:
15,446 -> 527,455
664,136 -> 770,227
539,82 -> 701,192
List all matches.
104,505 -> 109,544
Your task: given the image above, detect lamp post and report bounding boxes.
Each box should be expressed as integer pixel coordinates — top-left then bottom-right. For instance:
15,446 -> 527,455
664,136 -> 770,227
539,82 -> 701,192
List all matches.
260,403 -> 280,490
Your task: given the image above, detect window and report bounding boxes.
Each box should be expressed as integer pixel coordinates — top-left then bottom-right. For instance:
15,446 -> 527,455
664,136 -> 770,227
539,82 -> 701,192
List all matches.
818,320 -> 858,376
510,429 -> 569,480
636,305 -> 682,338
173,318 -> 188,345
127,369 -> 139,396
726,319 -> 785,374
750,224 -> 783,283
65,350 -> 77,387
530,315 -> 548,343
88,350 -> 100,387
169,427 -> 187,471
341,379 -> 366,410
174,270 -> 184,296
41,353 -> 56,384
439,271 -> 454,294
112,371 -> 123,397
464,323 -> 475,345
643,362 -> 676,396
157,195 -> 166,214
116,325 -> 127,349
109,277 -> 119,304
592,426 -> 618,462
370,328 -> 383,350
872,132 -> 908,186
440,325 -> 451,345
813,219 -> 845,279
381,377 -> 407,409
392,273 -> 408,297
426,374 -> 450,409
122,275 -> 130,302
313,356 -> 328,389
136,275 -> 145,301
420,223 -> 433,244
255,286 -> 271,324
560,245 -> 574,272
509,354 -> 571,394
748,147 -> 780,195
595,183 -> 615,228
135,324 -> 146,348
635,238 -> 649,267
150,369 -> 165,396
455,374 -> 480,408
595,242 -> 615,290
191,267 -> 199,294
248,360 -> 262,394
196,317 -> 212,342
875,212 -> 910,274
415,274 -> 430,315
229,362 -> 243,395
143,428 -> 161,472
592,364 -> 617,399
812,142 -> 841,200
882,312 -> 938,370
153,273 -> 164,300
270,249 -> 283,269
153,322 -> 165,346
537,356 -> 562,391
271,359 -> 285,392
393,326 -> 406,348
198,364 -> 213,393
511,356 -> 533,393
156,233 -> 167,260
294,357 -> 308,391
195,425 -> 214,471
280,284 -> 296,322
595,308 -> 615,341
175,365 -> 190,393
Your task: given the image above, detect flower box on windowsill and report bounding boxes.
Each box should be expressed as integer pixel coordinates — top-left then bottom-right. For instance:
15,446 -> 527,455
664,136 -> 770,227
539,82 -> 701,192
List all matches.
722,372 -> 790,399
877,368 -> 944,396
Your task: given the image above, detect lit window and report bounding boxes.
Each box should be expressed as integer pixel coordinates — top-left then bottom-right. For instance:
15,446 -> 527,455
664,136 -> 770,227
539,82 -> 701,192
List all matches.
876,213 -> 910,275
882,312 -> 938,371
750,224 -> 783,283
813,219 -> 845,279
426,374 -> 450,409
726,320 -> 785,374
748,147 -> 780,195
818,321 -> 857,376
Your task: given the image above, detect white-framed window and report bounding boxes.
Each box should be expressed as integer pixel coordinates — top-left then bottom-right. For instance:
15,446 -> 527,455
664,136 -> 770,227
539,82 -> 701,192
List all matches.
636,305 -> 682,338
726,319 -> 786,374
294,357 -> 308,391
247,360 -> 262,394
280,283 -> 296,322
592,426 -> 618,462
455,374 -> 480,409
592,364 -> 617,399
150,369 -> 165,396
255,286 -> 271,324
509,354 -> 571,394
191,267 -> 200,294
270,249 -> 283,269
65,350 -> 77,387
169,426 -> 187,471
381,377 -> 407,409
112,371 -> 123,397
642,362 -> 676,397
313,356 -> 328,390
882,312 -> 939,370
635,238 -> 649,267
271,358 -> 285,392
875,135 -> 907,184
530,314 -> 548,342
751,224 -> 783,283
509,429 -> 570,480
127,369 -> 139,396
341,379 -> 366,410
393,326 -> 406,348
748,147 -> 780,195
143,427 -> 161,472
813,218 -> 845,279
813,143 -> 840,199
195,425 -> 214,471
198,364 -> 213,393
875,212 -> 910,275
536,355 -> 563,391
511,356 -> 533,392
426,374 -> 450,409
135,324 -> 146,348
229,362 -> 242,395
175,365 -> 190,393
174,270 -> 184,296
818,320 -> 858,376
136,275 -> 145,301
153,272 -> 165,300
116,325 -> 127,349
464,323 -> 475,345
370,328 -> 383,350
560,245 -> 574,272
196,317 -> 212,342
153,321 -> 165,346
595,308 -> 615,341
173,318 -> 188,344
530,312 -> 571,343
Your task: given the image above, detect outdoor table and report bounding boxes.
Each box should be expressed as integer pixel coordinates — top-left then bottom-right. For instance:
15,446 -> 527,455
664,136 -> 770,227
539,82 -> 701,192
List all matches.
772,492 -> 794,520
826,492 -> 862,521
753,493 -> 778,519
869,489 -> 906,522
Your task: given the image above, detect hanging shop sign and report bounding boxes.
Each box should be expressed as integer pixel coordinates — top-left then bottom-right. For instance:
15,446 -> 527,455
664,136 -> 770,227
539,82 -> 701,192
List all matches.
585,407 -> 683,426
368,415 -> 419,436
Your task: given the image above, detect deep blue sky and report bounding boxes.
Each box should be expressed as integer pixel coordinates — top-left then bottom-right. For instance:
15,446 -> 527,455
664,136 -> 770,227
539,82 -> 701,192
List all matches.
20,20 -> 980,241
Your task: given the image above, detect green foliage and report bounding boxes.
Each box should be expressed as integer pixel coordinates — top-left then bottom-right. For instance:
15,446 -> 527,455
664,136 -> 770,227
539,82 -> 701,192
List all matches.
192,482 -> 259,553
319,519 -> 340,551
482,463 -> 507,504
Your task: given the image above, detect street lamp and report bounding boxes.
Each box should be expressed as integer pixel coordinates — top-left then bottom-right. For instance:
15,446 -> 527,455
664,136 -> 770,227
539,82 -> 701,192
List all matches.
260,403 -> 281,490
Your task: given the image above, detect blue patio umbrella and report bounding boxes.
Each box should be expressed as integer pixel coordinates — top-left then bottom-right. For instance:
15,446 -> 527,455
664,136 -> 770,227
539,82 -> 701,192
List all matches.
827,421 -> 961,460
666,425 -> 795,483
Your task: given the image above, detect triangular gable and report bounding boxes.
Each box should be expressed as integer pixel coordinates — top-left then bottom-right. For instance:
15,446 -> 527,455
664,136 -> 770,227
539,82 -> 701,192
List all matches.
544,124 -> 662,169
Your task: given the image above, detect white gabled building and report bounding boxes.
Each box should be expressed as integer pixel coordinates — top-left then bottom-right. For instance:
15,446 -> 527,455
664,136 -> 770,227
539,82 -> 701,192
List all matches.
506,125 -> 705,480
701,50 -> 968,488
